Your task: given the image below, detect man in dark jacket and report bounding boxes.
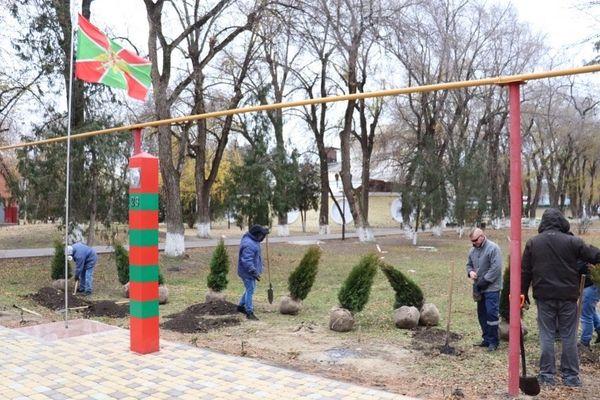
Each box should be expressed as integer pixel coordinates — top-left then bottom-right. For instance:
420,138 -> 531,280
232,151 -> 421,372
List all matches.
521,208 -> 600,387
466,228 -> 503,351
237,225 -> 269,320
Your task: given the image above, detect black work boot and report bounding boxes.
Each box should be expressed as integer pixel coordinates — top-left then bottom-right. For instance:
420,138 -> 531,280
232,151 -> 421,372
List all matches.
246,312 -> 259,321
236,305 -> 246,314
595,330 -> 600,344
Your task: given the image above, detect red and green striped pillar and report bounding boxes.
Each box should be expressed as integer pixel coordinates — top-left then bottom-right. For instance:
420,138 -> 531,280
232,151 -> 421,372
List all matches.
128,129 -> 159,354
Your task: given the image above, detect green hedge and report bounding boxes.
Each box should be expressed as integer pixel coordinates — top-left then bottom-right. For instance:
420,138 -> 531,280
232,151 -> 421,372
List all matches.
114,243 -> 129,285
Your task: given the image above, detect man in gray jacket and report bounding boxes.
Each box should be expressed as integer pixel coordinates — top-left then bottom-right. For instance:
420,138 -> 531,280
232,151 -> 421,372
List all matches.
466,228 -> 502,351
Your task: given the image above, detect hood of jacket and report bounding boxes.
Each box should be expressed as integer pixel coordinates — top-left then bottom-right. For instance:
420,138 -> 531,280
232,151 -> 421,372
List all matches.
538,208 -> 570,234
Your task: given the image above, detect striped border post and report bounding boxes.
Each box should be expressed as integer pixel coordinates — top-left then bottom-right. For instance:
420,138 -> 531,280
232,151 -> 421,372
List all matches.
128,129 -> 159,354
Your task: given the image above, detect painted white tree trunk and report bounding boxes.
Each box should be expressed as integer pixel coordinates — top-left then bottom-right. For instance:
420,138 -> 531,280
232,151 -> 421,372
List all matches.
319,224 -> 330,235
412,231 -> 418,246
432,223 -> 443,237
404,228 -> 414,240
196,222 -> 211,238
277,224 -> 289,237
458,227 -> 464,238
69,224 -> 86,244
165,232 -> 185,257
357,226 -> 375,242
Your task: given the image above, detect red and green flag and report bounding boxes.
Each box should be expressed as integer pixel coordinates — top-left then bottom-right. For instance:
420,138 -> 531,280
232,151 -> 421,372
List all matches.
75,14 -> 151,101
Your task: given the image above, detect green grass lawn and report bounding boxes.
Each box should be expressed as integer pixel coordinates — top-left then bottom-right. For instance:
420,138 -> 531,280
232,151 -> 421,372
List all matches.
1,229 -> 599,399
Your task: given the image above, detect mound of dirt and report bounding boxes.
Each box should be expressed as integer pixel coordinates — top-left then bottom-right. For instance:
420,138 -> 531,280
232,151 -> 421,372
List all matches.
26,287 -> 89,310
164,300 -> 239,318
162,315 -> 241,333
162,300 -> 241,333
84,301 -> 128,318
27,287 -> 128,318
412,326 -> 462,342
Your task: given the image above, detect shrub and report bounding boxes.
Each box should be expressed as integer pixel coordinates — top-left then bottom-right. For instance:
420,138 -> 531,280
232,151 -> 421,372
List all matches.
590,264 -> 600,287
338,254 -> 379,313
51,241 -> 72,280
207,240 -> 229,292
380,263 -> 424,309
114,243 -> 129,285
158,269 -> 165,285
288,246 -> 321,301
499,264 -> 510,321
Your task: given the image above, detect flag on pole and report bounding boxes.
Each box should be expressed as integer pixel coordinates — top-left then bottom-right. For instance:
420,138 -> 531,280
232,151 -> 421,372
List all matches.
75,14 -> 151,101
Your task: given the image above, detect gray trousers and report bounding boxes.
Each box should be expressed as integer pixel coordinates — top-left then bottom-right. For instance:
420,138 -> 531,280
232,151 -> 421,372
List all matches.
536,299 -> 579,381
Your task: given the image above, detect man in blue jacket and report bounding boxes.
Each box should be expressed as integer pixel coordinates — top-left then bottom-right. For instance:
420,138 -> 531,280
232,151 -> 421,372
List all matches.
237,225 -> 269,320
67,243 -> 98,296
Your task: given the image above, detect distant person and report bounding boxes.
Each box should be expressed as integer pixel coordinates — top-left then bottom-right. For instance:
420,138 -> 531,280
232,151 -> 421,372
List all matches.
237,225 -> 269,321
466,227 -> 503,352
521,208 -> 600,387
579,261 -> 600,348
67,243 -> 97,296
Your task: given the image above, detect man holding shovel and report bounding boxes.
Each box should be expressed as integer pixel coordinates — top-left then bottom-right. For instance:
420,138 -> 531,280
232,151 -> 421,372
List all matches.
521,208 -> 600,387
67,242 -> 97,296
237,225 -> 269,321
466,228 -> 503,352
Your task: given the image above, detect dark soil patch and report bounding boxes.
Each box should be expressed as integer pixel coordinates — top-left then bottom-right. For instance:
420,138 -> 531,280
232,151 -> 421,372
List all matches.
27,287 -> 128,318
84,300 -> 128,318
26,287 -> 89,310
164,300 -> 239,318
411,327 -> 464,357
412,326 -> 462,342
162,300 -> 241,333
162,315 -> 241,333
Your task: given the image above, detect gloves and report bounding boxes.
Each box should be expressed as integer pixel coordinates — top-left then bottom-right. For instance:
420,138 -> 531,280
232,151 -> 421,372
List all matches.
476,278 -> 491,291
472,284 -> 482,302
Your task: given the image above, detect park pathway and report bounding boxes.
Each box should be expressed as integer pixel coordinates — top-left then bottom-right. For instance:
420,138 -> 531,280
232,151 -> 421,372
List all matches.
0,320 -> 415,400
0,228 -> 409,259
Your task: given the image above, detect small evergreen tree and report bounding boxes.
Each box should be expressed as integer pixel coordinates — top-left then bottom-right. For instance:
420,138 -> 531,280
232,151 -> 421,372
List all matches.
207,240 -> 230,292
380,263 -> 424,309
51,241 -> 72,280
590,264 -> 600,287
338,254 -> 379,313
288,246 -> 321,301
114,243 -> 129,285
158,269 -> 165,285
499,264 -> 511,321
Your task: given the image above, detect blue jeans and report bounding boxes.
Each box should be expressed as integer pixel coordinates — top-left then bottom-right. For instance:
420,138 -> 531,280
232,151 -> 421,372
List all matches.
239,278 -> 256,313
76,255 -> 96,293
477,291 -> 500,346
580,285 -> 600,346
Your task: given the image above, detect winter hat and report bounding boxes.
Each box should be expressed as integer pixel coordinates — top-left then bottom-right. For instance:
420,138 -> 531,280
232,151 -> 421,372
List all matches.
249,225 -> 269,239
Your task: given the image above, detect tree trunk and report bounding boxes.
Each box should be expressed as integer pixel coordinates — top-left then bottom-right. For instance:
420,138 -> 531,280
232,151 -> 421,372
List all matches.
87,148 -> 98,246
316,139 -> 329,235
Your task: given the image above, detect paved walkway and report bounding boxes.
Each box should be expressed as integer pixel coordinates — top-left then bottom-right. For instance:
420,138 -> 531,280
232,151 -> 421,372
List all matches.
0,321 -> 414,400
0,228 -> 409,259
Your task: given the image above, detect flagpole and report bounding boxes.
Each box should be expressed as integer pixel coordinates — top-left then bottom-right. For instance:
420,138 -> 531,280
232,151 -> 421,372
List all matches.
64,1 -> 77,329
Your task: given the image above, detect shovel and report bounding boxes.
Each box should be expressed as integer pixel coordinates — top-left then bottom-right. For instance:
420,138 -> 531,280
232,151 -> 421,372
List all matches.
265,234 -> 274,304
519,323 -> 540,395
441,261 -> 456,354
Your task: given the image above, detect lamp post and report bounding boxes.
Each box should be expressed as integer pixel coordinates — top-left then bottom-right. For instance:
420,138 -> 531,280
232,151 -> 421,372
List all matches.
334,173 -> 345,240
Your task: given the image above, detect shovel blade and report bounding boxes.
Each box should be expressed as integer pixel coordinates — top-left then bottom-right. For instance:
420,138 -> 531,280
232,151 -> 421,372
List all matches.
519,376 -> 540,396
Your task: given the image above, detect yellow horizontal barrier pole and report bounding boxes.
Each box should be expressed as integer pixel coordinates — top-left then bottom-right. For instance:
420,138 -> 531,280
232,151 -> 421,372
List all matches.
2,63 -> 600,152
